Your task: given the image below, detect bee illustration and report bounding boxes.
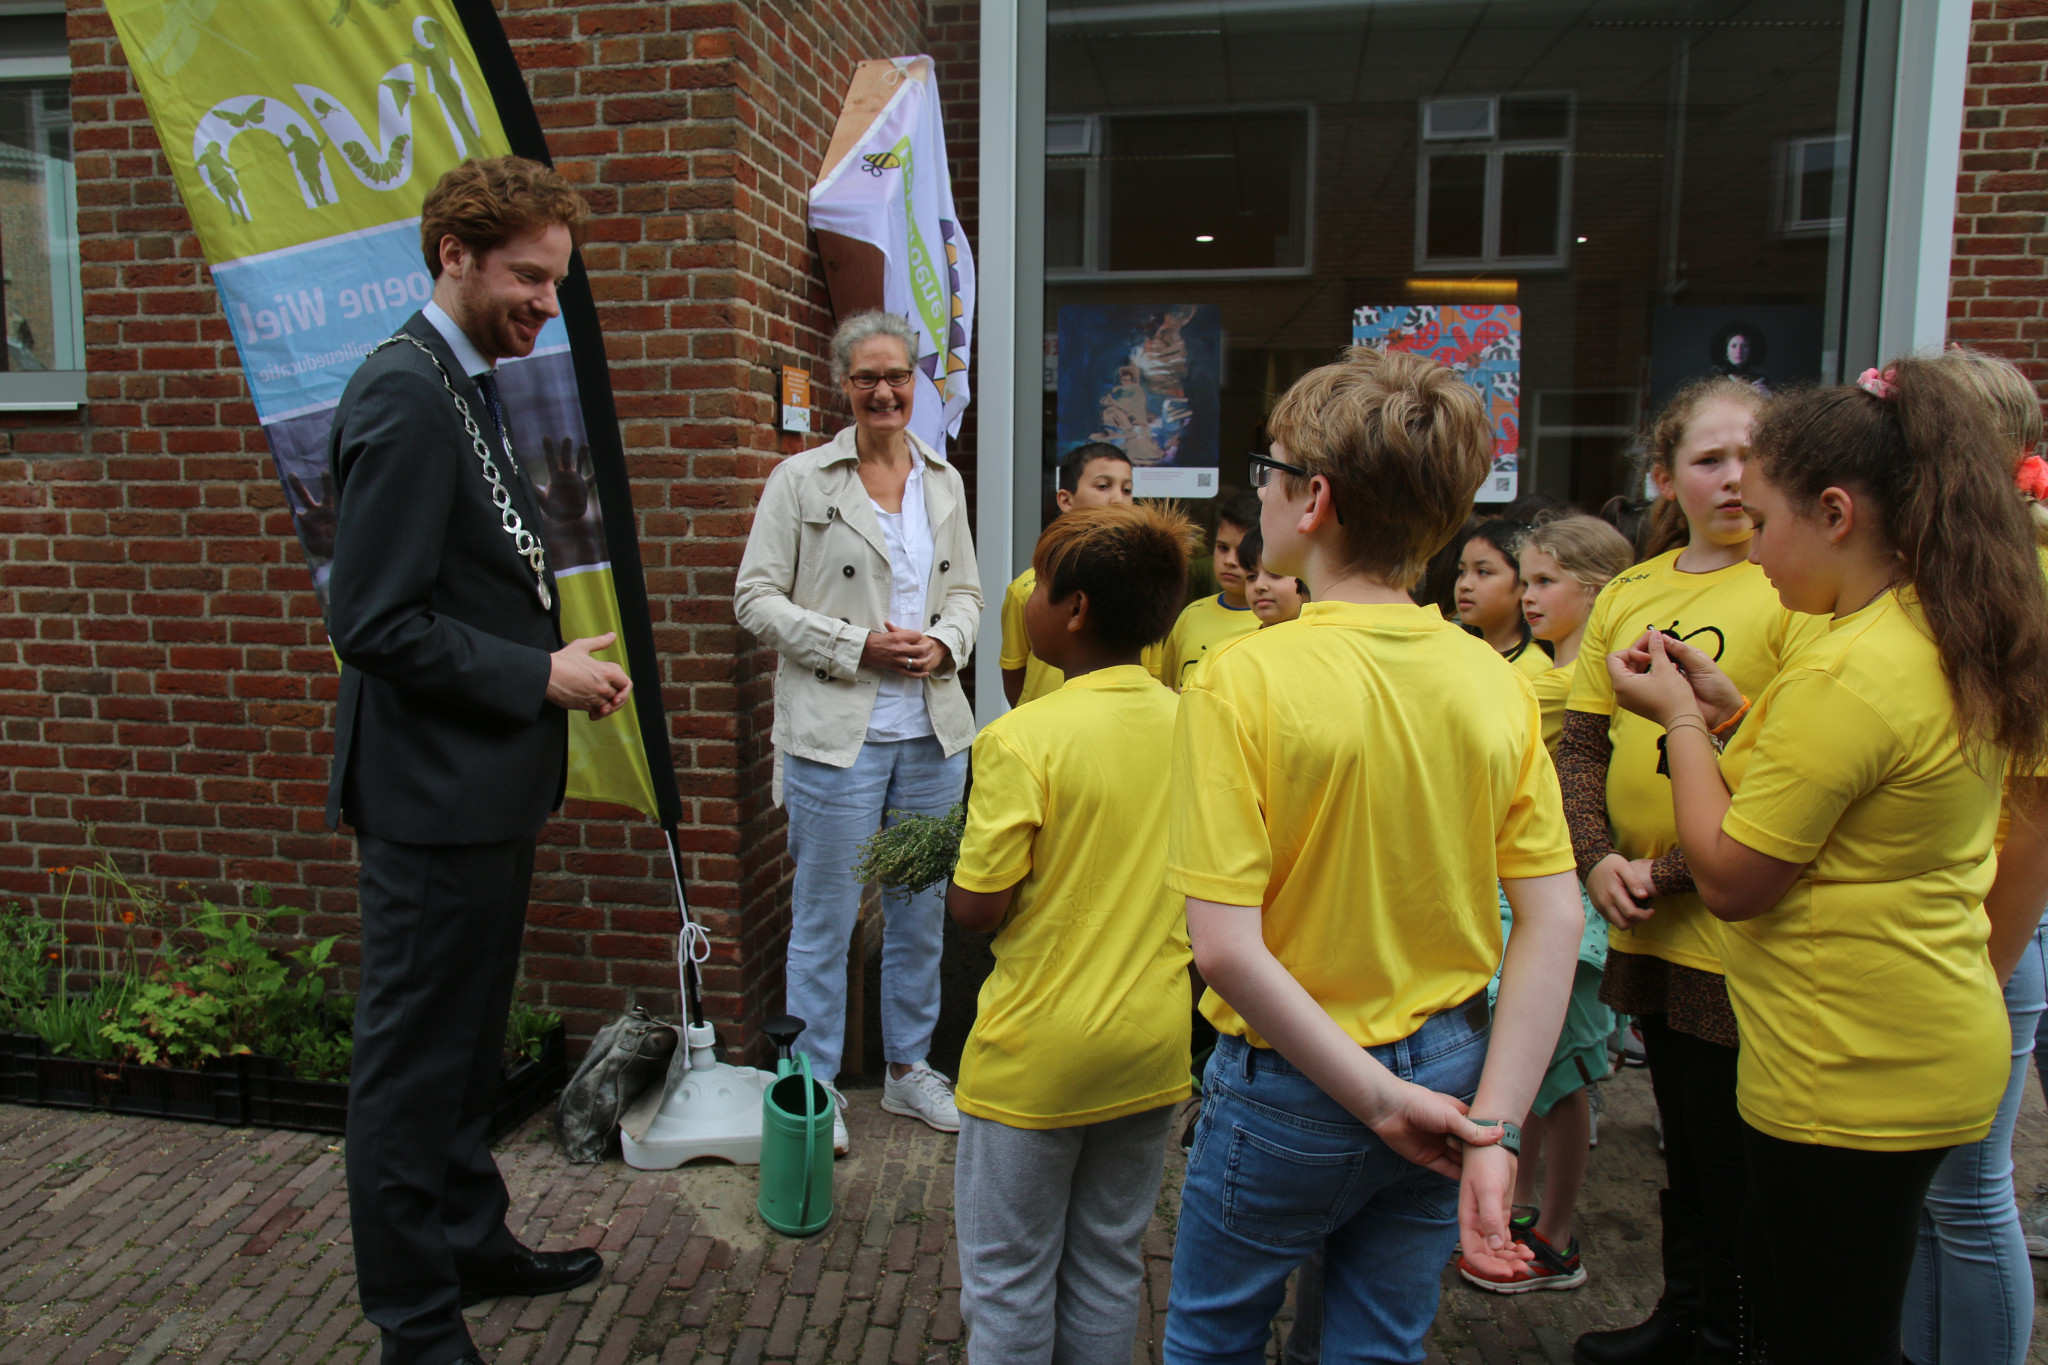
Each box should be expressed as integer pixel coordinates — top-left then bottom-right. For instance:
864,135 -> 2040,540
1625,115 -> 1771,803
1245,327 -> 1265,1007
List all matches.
861,151 -> 903,178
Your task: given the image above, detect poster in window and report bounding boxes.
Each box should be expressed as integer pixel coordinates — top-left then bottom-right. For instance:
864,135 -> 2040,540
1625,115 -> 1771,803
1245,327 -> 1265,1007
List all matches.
1056,304 -> 1221,499
1649,306 -> 1823,412
1352,305 -> 1522,500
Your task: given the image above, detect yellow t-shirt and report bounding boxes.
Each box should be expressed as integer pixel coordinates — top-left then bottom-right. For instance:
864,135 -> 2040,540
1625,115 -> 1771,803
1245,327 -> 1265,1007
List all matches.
1717,593 -> 2006,1150
1532,662 -> 1574,757
1160,593 -> 1259,691
1568,550 -> 1828,972
952,665 -> 1193,1128
1166,601 -> 1575,1048
999,567 -> 1163,704
1506,637 -> 1553,680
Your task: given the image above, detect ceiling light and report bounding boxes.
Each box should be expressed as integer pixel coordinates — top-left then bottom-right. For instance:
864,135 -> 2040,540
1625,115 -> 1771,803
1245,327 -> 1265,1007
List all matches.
1195,234 -> 1215,242
1576,236 -> 1588,243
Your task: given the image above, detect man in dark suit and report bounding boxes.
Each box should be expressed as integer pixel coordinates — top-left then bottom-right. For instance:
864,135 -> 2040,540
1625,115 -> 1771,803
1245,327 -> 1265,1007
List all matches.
326,156 -> 631,1365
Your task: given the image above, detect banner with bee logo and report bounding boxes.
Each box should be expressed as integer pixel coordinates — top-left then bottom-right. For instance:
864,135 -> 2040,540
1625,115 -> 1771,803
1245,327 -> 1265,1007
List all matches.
104,0 -> 677,824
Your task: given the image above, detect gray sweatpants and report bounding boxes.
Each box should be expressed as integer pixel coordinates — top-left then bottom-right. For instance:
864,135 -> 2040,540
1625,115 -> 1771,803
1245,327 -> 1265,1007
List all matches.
954,1104 -> 1178,1365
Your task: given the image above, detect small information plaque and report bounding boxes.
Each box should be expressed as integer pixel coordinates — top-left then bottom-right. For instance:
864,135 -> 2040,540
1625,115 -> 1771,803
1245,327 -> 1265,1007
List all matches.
781,366 -> 812,434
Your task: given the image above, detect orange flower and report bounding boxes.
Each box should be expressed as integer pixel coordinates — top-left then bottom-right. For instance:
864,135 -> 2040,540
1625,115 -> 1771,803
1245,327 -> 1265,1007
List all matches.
50,866 -> 69,876
46,951 -> 59,960
121,911 -> 136,924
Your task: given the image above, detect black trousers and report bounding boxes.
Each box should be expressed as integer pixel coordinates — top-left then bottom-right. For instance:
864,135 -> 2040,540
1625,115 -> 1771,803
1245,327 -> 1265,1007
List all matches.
1639,1016 -> 1747,1335
348,833 -> 534,1365
1740,1123 -> 1950,1365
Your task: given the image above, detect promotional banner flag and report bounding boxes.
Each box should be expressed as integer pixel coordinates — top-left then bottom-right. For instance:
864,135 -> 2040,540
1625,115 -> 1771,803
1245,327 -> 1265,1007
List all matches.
809,57 -> 974,460
103,0 -> 676,824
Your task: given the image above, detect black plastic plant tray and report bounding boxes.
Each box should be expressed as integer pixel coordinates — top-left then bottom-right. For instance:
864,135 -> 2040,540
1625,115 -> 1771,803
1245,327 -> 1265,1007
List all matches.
0,1026 -> 566,1139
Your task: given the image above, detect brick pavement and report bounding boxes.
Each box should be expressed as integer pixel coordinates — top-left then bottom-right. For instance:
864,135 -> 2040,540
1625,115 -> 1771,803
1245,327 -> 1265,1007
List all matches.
2,1065 -> 2045,1365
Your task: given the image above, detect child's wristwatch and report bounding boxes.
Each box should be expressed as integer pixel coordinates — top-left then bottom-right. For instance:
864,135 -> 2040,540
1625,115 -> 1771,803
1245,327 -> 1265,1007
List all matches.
1470,1119 -> 1522,1155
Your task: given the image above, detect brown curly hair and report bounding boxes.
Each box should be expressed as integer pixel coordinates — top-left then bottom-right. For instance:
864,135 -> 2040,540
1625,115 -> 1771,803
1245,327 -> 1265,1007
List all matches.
419,156 -> 590,277
1033,503 -> 1203,650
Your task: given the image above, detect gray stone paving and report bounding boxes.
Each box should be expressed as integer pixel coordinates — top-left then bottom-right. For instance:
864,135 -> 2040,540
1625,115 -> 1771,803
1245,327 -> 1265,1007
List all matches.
1,1063 -> 2044,1364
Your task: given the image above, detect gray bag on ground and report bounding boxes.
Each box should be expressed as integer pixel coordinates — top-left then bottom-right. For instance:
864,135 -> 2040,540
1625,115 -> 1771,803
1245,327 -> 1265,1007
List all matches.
554,1006 -> 679,1163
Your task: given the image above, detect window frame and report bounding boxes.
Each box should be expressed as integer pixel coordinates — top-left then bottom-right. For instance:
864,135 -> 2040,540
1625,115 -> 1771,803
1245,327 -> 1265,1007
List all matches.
1413,92 -> 1574,274
1044,100 -> 1317,282
1779,132 -> 1851,238
0,22 -> 84,411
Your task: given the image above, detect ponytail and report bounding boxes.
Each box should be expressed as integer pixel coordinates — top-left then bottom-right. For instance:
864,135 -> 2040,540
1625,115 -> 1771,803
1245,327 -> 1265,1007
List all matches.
1639,376 -> 1767,561
1752,358 -> 2048,773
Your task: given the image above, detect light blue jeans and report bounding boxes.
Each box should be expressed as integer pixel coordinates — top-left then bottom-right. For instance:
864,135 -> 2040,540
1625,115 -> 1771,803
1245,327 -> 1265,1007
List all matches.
1165,1006 -> 1489,1365
1901,911 -> 2047,1365
781,736 -> 966,1082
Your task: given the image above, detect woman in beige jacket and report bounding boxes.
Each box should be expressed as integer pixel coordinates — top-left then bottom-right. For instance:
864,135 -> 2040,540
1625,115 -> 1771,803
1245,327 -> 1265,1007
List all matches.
734,311 -> 982,1151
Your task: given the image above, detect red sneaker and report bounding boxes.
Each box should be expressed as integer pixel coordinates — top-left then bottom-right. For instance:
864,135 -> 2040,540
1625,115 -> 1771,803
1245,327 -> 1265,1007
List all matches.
1457,1228 -> 1587,1294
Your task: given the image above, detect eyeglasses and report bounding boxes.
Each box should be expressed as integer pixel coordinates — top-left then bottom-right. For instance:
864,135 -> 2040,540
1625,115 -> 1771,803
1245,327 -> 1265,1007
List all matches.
1247,452 -> 1310,487
1248,452 -> 1343,523
847,369 -> 916,390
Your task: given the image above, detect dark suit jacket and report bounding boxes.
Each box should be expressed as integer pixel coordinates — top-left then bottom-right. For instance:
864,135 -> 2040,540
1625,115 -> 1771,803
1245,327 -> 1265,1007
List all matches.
324,310 -> 567,844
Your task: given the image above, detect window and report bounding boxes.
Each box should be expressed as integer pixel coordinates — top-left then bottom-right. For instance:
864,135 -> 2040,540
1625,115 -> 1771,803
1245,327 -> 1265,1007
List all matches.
0,9 -> 83,409
1046,107 -> 1311,277
1780,135 -> 1849,237
1416,93 -> 1572,271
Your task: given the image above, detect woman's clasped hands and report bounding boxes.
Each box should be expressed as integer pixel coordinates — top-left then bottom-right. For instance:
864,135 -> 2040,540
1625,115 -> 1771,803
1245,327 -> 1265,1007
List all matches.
861,622 -> 951,678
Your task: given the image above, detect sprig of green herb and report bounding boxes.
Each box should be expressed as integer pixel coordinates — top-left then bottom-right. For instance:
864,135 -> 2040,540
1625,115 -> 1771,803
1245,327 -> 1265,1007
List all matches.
852,804 -> 967,896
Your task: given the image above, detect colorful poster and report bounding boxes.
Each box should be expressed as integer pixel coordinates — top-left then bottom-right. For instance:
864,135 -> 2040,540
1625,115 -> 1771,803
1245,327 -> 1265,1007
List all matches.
1352,305 -> 1522,501
1055,304 -> 1221,499
808,57 -> 975,460
103,0 -> 674,822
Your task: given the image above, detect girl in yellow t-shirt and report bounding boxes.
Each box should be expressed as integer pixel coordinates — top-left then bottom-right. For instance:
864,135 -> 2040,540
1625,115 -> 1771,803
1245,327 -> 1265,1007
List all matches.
1562,377 -> 1822,1365
1455,519 -> 1552,678
1604,358 -> 2048,1365
1458,515 -> 1634,1295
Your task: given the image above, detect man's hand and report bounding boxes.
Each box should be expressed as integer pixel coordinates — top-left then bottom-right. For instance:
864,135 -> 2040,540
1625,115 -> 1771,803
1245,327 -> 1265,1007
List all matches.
1587,854 -> 1657,928
548,632 -> 632,719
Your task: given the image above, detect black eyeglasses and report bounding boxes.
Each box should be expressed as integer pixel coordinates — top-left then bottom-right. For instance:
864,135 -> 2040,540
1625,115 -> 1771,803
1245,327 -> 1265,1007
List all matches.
847,369 -> 916,390
1247,452 -> 1342,523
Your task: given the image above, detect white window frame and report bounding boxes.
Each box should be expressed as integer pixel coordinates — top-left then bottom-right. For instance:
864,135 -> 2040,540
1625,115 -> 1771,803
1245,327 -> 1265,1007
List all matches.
1779,133 -> 1851,237
0,6 -> 85,411
1414,93 -> 1573,273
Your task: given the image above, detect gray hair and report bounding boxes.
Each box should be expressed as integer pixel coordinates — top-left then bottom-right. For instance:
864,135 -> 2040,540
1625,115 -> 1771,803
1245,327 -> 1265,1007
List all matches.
829,310 -> 920,384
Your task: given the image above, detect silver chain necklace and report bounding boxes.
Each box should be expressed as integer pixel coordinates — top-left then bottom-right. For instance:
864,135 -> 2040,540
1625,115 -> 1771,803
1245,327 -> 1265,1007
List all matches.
370,333 -> 553,610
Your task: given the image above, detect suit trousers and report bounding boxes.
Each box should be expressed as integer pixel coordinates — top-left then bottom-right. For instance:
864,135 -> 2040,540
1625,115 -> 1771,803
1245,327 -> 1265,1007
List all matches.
348,832 -> 534,1365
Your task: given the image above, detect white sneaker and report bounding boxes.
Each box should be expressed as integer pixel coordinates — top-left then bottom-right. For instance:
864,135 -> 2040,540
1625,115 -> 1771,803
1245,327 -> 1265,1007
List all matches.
823,1082 -> 850,1157
880,1061 -> 960,1133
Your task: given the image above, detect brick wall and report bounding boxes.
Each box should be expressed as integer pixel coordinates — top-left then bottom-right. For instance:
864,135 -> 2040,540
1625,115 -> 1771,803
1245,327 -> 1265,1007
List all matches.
0,0 -> 951,1059
1953,0 -> 2048,398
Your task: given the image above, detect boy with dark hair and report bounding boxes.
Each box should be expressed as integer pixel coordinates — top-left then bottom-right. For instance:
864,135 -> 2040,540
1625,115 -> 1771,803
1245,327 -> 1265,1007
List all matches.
1000,442 -> 1146,707
950,503 -> 1201,1365
1237,524 -> 1308,628
1159,488 -> 1261,689
1162,347 -> 1583,1363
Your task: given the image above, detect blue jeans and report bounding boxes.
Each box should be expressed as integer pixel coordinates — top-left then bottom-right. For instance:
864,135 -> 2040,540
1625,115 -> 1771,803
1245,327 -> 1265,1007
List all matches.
1165,1006 -> 1489,1365
1902,912 -> 2047,1365
781,736 -> 966,1082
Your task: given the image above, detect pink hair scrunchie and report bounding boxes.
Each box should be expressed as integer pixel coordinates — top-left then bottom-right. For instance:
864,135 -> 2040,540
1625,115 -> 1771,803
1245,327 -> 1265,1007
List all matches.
1857,367 -> 1899,400
2017,453 -> 2048,503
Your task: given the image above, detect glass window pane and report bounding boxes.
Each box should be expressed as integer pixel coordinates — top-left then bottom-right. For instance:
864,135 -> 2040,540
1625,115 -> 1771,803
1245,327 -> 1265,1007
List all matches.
1798,137 -> 1843,224
1101,110 -> 1308,272
1046,164 -> 1088,269
1500,95 -> 1571,142
1499,152 -> 1562,258
1426,154 -> 1487,260
0,77 -> 83,373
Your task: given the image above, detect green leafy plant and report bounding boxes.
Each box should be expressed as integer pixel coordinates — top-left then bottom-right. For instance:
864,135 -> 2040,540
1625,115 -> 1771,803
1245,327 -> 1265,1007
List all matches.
0,904 -> 57,1031
505,1003 -> 562,1065
17,979 -> 126,1061
852,804 -> 967,896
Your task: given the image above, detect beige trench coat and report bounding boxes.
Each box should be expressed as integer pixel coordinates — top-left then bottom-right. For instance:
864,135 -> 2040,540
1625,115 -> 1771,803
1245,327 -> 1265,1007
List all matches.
734,426 -> 983,771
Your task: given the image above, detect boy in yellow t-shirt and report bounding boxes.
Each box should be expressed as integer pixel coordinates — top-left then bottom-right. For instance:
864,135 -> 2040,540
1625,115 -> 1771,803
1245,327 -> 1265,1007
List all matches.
1159,489 -> 1261,689
999,442 -> 1160,706
1161,348 -> 1583,1363
947,503 -> 1199,1364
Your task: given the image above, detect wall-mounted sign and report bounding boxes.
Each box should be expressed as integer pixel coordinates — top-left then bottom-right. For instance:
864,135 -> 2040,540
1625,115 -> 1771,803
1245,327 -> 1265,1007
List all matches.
781,366 -> 813,434
1353,304 -> 1522,501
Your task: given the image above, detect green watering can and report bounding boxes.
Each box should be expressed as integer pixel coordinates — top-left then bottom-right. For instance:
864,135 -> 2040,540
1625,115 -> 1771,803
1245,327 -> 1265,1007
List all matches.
757,1014 -> 834,1237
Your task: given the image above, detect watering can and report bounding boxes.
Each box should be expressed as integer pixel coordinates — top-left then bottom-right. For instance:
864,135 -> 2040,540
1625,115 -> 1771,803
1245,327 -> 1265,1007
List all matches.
757,1014 -> 835,1237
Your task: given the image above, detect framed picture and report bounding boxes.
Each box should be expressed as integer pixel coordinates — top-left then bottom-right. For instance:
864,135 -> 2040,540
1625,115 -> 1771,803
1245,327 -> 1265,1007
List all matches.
1353,304 -> 1521,499
1056,303 -> 1222,497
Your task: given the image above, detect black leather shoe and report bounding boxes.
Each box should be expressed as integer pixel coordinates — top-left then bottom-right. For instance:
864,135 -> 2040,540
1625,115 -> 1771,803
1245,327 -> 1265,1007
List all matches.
1573,1305 -> 1699,1365
459,1246 -> 605,1307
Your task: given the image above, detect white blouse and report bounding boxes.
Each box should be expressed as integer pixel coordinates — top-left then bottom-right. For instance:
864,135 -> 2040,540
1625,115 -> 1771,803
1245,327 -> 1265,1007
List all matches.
865,459 -> 935,742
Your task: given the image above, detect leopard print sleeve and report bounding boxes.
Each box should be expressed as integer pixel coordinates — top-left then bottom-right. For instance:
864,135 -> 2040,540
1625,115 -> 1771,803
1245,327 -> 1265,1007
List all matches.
1557,710 -> 1617,880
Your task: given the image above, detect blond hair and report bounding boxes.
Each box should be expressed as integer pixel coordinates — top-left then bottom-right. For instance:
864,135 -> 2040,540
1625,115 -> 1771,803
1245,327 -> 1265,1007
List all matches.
1524,515 -> 1634,596
1265,346 -> 1492,587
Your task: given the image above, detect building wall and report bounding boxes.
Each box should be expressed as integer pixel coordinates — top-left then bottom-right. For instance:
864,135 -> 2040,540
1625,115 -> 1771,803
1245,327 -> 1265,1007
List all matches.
0,0 -> 942,1057
1953,0 -> 2048,398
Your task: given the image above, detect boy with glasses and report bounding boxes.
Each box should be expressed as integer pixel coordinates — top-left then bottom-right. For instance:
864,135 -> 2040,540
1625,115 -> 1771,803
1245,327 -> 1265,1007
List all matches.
1162,347 -> 1582,1364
